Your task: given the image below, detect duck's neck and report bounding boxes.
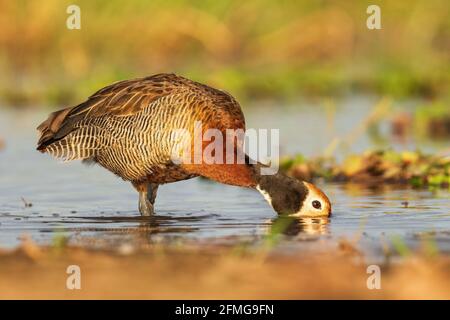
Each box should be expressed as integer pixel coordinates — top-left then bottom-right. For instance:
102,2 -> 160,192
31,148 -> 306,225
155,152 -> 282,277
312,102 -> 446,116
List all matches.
182,161 -> 307,213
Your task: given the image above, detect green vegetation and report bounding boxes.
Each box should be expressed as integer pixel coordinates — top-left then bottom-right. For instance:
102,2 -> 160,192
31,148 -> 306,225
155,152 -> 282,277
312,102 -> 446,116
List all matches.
281,150 -> 450,189
390,235 -> 412,257
414,102 -> 450,139
0,0 -> 449,106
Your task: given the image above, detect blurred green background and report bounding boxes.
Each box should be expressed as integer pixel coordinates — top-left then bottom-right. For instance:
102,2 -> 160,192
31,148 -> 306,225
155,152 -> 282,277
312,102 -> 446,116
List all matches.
0,0 -> 449,107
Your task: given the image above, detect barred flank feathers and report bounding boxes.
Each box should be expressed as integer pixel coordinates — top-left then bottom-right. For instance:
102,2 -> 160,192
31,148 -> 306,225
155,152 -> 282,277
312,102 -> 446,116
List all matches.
44,127 -> 105,161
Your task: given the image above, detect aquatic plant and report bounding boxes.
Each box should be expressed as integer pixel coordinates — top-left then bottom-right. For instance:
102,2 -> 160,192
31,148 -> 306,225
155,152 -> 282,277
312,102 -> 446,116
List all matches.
281,150 -> 450,189
414,102 -> 450,139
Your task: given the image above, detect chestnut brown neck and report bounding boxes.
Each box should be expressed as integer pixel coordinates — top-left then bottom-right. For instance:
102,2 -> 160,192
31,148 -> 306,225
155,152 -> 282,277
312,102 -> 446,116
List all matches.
181,162 -> 256,187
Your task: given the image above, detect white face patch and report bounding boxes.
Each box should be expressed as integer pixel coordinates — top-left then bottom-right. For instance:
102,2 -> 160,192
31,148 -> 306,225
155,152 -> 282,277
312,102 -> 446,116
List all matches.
256,185 -> 272,206
290,183 -> 331,217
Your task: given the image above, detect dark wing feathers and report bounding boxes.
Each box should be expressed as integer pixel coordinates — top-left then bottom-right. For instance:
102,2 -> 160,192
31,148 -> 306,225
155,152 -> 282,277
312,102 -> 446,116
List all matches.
36,74 -> 179,150
36,73 -> 245,156
36,107 -> 73,148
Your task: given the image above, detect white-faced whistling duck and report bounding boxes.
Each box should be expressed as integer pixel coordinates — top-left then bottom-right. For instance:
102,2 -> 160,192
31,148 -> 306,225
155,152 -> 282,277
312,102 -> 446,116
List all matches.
37,74 -> 331,217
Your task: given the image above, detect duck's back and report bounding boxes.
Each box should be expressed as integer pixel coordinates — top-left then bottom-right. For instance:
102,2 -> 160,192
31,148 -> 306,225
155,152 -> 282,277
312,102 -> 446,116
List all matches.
37,74 -> 246,183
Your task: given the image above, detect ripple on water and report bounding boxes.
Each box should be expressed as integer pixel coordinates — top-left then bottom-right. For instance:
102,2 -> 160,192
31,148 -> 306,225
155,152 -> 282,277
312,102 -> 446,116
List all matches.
0,109 -> 449,256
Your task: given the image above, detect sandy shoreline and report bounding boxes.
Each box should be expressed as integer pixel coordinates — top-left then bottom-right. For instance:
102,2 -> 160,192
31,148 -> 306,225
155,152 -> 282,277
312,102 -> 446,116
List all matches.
0,239 -> 448,300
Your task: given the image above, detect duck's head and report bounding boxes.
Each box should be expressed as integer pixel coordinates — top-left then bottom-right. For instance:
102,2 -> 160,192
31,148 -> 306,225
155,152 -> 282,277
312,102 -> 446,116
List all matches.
255,173 -> 332,217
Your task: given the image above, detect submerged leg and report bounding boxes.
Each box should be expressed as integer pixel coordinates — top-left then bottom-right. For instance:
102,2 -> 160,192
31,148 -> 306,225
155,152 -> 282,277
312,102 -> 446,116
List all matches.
132,181 -> 158,216
138,191 -> 153,216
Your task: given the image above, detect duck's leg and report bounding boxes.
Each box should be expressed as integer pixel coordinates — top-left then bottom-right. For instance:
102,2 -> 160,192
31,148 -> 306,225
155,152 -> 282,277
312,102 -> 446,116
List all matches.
132,181 -> 158,216
147,183 -> 159,205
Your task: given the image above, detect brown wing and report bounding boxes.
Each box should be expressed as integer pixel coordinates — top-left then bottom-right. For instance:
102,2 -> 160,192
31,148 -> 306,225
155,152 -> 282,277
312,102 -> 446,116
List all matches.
37,73 -> 254,186
36,73 -> 188,150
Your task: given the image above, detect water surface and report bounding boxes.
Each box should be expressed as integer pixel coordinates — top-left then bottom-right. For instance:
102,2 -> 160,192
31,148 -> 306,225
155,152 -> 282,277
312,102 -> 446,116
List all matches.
0,102 -> 449,257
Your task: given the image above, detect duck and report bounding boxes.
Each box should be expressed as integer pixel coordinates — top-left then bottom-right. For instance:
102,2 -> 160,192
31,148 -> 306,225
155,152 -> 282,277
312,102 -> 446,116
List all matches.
36,73 -> 331,217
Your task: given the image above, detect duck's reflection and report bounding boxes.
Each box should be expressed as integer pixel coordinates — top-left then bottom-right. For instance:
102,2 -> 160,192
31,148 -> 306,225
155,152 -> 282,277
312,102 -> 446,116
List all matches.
269,216 -> 330,237
71,214 -> 200,246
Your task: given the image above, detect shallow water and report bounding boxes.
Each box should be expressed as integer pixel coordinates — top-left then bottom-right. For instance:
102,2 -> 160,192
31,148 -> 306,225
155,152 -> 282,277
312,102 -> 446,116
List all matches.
0,102 -> 449,257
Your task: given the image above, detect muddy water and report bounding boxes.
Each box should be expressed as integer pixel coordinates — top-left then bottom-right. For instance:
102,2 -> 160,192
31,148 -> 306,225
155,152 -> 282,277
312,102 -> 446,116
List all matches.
0,101 -> 449,256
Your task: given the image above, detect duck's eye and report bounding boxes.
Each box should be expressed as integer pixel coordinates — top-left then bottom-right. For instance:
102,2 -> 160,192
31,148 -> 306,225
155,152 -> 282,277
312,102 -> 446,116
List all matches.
312,200 -> 322,210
